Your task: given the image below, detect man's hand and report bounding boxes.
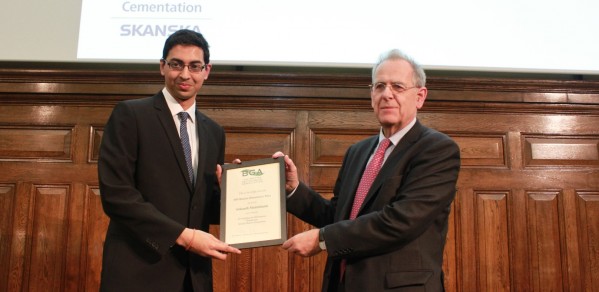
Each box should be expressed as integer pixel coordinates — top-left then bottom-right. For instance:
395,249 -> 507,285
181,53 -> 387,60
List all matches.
178,228 -> 241,260
216,159 -> 241,185
272,152 -> 299,193
281,229 -> 321,257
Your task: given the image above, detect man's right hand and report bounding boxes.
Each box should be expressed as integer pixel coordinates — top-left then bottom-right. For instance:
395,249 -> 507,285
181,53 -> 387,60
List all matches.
272,152 -> 299,194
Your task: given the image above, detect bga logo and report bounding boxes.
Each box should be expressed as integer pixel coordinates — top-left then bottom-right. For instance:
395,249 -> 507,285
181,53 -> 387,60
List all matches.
241,169 -> 264,176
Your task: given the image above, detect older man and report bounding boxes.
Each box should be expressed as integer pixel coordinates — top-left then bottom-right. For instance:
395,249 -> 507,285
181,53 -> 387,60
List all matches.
277,49 -> 461,291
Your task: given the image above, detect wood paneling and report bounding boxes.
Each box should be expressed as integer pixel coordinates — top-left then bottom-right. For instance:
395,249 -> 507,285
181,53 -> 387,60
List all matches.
476,192 -> 510,291
452,135 -> 507,167
80,187 -> 108,292
0,184 -> 15,291
0,127 -> 73,161
524,136 -> 599,166
1,67 -> 598,291
575,191 -> 599,290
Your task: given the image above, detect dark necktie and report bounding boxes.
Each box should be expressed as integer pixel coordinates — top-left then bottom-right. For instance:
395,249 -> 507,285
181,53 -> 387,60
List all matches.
178,112 -> 194,184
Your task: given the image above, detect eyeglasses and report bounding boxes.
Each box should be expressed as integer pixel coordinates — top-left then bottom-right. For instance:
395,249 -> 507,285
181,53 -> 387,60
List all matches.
370,82 -> 419,95
162,59 -> 207,73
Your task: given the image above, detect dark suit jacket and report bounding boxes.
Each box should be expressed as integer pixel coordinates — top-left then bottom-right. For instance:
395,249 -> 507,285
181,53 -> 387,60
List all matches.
288,120 -> 460,291
98,92 -> 224,291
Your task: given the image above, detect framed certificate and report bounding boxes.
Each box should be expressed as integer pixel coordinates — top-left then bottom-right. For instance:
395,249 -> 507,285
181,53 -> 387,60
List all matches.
220,157 -> 287,249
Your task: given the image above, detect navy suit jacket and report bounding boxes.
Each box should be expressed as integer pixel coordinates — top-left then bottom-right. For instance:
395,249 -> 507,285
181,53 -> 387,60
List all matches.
288,120 -> 460,291
98,92 -> 224,291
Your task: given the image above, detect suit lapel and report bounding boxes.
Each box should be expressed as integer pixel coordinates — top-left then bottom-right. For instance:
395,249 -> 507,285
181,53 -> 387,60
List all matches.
153,93 -> 195,191
354,121 -> 425,217
193,110 -> 210,196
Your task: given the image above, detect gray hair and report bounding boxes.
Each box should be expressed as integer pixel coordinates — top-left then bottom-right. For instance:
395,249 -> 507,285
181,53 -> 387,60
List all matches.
371,49 -> 426,87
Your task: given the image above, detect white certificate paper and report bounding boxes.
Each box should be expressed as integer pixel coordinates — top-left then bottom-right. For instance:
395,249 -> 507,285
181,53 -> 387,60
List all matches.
220,157 -> 286,248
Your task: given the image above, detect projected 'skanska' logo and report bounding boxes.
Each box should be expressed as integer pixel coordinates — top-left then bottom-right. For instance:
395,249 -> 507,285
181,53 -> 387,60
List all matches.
121,24 -> 201,37
241,169 -> 263,177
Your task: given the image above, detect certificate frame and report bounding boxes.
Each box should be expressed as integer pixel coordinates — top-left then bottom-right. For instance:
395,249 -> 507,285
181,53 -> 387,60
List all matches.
220,157 -> 287,249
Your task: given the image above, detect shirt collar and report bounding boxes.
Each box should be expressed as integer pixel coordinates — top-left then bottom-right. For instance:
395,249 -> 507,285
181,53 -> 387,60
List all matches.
162,88 -> 196,123
379,117 -> 417,146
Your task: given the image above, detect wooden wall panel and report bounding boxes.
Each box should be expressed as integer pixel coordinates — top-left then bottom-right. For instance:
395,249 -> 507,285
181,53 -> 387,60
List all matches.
311,131 -> 372,165
0,184 -> 15,292
80,187 -> 108,292
27,185 -> 69,292
526,191 -> 565,291
0,127 -> 73,161
6,183 -> 31,292
524,136 -> 599,167
1,68 -> 598,291
575,192 -> 599,290
89,128 -> 103,163
476,192 -> 510,291
452,135 -> 507,167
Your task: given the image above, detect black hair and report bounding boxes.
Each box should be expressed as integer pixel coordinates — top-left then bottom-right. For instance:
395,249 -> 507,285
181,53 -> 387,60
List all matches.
162,29 -> 210,64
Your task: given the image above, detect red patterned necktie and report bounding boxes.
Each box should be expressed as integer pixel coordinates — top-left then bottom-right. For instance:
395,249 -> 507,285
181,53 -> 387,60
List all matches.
349,138 -> 391,219
340,138 -> 391,281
